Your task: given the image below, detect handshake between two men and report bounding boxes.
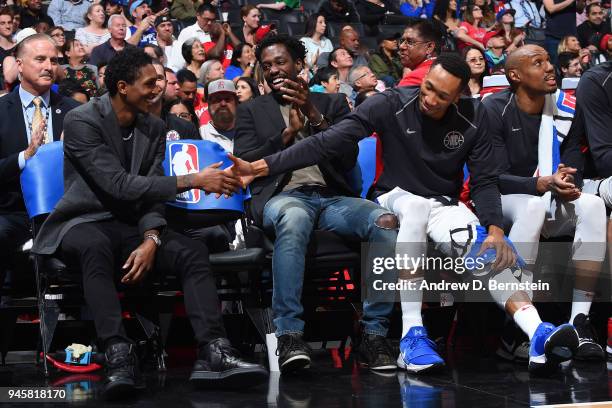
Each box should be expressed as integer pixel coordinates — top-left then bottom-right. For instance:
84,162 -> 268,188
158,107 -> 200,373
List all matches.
180,155 -> 270,197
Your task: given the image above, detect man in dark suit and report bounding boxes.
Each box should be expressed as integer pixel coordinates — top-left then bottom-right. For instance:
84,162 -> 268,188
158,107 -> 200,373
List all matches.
0,33 -> 79,296
234,34 -> 398,374
32,48 -> 267,399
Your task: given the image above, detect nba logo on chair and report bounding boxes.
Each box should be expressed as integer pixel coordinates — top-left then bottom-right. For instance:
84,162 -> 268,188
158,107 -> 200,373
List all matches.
169,143 -> 200,203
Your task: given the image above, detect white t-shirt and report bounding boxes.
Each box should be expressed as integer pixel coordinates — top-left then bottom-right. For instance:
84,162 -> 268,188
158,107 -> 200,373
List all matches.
300,36 -> 334,68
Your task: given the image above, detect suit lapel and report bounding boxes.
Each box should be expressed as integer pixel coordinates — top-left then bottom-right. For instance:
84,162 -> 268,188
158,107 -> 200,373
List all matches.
98,94 -> 128,169
9,90 -> 28,150
260,95 -> 286,133
130,114 -> 149,174
50,92 -> 64,141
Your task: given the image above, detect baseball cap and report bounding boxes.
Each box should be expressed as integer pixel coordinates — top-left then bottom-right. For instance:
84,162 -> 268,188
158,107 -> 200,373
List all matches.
255,24 -> 276,44
154,15 -> 171,27
495,8 -> 516,22
207,79 -> 237,98
377,31 -> 400,44
129,0 -> 151,16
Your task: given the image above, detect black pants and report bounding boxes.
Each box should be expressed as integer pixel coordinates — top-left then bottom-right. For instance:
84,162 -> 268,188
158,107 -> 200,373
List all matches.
59,219 -> 226,347
0,212 -> 30,293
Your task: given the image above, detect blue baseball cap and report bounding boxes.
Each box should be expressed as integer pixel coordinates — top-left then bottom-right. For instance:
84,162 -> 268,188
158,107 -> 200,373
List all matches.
129,0 -> 151,16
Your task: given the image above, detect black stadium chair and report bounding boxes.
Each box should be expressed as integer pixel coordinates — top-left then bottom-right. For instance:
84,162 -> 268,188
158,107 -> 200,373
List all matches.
378,24 -> 405,38
286,21 -> 306,37
302,0 -> 325,18
327,22 -> 365,38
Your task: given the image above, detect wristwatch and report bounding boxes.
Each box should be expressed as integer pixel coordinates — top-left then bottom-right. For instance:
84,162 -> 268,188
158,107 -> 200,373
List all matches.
145,234 -> 162,247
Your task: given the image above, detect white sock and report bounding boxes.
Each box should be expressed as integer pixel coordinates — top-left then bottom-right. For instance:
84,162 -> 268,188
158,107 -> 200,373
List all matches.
569,288 -> 594,323
513,304 -> 542,340
399,278 -> 423,337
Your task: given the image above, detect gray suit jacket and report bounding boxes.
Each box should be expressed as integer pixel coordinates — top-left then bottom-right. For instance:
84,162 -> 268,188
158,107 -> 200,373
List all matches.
33,94 -> 178,255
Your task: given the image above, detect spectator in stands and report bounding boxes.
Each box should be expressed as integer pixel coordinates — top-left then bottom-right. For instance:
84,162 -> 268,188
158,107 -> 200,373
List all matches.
126,0 -> 163,47
319,0 -> 360,24
310,65 -> 340,94
369,32 -> 403,87
329,47 -> 354,97
200,79 -> 237,152
34,20 -> 51,35
433,0 -> 461,39
154,15 -> 174,64
75,3 -> 110,55
2,27 -> 38,88
32,48 -> 267,399
398,19 -> 441,87
234,34 -> 399,374
493,9 -> 525,55
198,58 -> 224,87
300,13 -> 333,70
164,66 -> 179,100
47,0 -> 89,32
235,76 -> 260,103
557,51 -> 583,80
577,3 -> 610,51
0,34 -> 79,296
102,0 -> 122,20
455,4 -> 487,51
225,42 -> 255,81
177,67 -> 198,104
20,0 -> 54,30
509,0 -> 544,30
474,0 -> 496,27
558,34 -> 592,67
353,88 -> 378,106
149,59 -> 199,140
89,14 -> 134,67
164,97 -> 199,130
232,4 -> 260,47
0,7 -> 16,89
47,26 -> 66,64
97,61 -> 107,92
57,78 -> 88,103
483,45 -> 606,362
339,26 -> 369,67
182,37 -> 206,77
355,0 -> 413,36
169,3 -> 216,71
349,65 -> 380,95
143,43 -> 165,65
63,38 -> 98,98
400,0 -> 434,19
484,34 -> 508,72
170,0 -> 198,25
462,45 -> 486,96
543,0 -> 577,64
10,6 -> 21,37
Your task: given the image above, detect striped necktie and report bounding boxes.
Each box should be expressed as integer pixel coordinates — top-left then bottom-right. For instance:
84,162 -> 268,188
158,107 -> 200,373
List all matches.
32,97 -> 49,144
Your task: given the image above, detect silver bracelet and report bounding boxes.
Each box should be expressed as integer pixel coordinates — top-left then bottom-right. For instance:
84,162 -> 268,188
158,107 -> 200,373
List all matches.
144,234 -> 162,247
310,114 -> 325,128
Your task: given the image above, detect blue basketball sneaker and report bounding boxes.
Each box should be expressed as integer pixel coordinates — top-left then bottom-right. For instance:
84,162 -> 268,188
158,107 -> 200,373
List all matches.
397,327 -> 445,373
528,322 -> 578,376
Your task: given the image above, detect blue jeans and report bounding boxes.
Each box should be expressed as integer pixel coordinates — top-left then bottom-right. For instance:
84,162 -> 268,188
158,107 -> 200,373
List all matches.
263,188 -> 398,337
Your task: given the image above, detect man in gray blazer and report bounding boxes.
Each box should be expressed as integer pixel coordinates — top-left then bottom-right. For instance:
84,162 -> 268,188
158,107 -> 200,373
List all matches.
32,48 -> 267,400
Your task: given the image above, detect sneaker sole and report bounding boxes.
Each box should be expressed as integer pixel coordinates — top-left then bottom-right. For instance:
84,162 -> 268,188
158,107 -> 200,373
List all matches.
574,342 -> 605,361
280,355 -> 311,374
359,361 -> 397,371
397,356 -> 445,373
529,325 -> 578,376
190,367 -> 269,389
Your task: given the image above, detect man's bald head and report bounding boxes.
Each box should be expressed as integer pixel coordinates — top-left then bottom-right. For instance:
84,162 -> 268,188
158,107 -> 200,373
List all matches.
505,44 -> 557,94
339,27 -> 360,53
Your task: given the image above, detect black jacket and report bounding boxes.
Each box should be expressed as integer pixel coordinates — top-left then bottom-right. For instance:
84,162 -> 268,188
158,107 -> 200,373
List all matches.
0,88 -> 80,214
33,94 -> 177,255
262,87 -> 503,229
483,89 -> 583,194
576,20 -> 610,49
234,93 -> 355,226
